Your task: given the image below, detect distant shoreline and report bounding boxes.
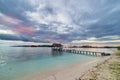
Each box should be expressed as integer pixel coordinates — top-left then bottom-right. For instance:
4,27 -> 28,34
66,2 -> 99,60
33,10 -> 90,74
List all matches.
12,45 -> 118,48
12,45 -> 53,47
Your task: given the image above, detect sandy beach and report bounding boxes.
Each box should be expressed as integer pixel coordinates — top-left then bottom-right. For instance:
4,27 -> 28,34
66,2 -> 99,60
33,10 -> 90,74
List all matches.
80,50 -> 120,80
22,56 -> 111,80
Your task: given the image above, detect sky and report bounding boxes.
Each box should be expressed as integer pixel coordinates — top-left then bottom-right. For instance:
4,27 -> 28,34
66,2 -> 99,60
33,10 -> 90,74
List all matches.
0,0 -> 120,44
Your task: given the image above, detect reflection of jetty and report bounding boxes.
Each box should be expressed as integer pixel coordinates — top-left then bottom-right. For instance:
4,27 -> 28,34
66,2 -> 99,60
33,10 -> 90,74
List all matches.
52,43 -> 111,56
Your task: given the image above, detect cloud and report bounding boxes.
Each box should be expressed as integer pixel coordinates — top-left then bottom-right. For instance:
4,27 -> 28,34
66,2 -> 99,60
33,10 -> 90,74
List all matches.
0,24 -> 16,35
0,34 -> 20,40
25,0 -> 66,24
0,29 -> 15,35
0,13 -> 22,25
72,35 -> 120,44
72,39 -> 120,44
0,0 -> 120,43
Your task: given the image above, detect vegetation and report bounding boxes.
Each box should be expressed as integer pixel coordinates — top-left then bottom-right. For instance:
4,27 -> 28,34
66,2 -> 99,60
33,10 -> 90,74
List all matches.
117,46 -> 120,50
109,50 -> 120,80
116,49 -> 120,56
76,49 -> 120,80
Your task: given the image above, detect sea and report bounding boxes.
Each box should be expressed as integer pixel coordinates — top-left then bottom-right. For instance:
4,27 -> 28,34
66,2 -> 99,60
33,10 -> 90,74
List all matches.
0,46 -> 115,80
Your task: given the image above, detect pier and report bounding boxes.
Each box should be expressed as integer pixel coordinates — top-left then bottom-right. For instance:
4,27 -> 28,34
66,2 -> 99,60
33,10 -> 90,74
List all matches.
52,43 -> 111,56
52,43 -> 63,52
62,48 -> 111,56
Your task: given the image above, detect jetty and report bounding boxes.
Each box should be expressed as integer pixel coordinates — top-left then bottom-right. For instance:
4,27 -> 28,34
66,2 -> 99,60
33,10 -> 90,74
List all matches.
62,48 -> 111,56
52,43 -> 111,56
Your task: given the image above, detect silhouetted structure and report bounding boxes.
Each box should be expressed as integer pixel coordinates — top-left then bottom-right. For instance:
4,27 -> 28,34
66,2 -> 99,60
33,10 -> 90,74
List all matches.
52,43 -> 63,52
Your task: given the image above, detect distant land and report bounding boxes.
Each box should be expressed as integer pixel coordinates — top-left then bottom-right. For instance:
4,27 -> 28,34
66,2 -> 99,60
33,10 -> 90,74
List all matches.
13,45 -> 53,47
12,43 -> 118,48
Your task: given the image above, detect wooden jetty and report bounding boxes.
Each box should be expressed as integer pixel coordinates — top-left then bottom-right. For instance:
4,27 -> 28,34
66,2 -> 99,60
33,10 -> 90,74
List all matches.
62,48 -> 111,56
51,43 -> 111,56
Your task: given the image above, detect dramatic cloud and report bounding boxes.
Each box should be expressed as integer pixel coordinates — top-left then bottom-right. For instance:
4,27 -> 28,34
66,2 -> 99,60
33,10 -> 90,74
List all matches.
0,0 -> 120,43
72,35 -> 120,44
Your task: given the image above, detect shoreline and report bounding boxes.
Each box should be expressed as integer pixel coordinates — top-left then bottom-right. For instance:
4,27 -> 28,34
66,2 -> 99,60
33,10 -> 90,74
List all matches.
22,56 -> 111,80
80,50 -> 119,80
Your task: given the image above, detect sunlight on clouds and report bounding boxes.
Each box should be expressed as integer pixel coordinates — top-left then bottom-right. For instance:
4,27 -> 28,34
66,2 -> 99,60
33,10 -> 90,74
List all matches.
0,29 -> 15,35
57,25 -> 69,34
0,13 -> 22,25
0,24 -> 16,35
101,35 -> 120,40
25,11 -> 48,24
25,7 -> 72,25
56,13 -> 72,24
25,0 -> 77,32
72,35 -> 120,43
72,39 -> 120,44
87,37 -> 97,40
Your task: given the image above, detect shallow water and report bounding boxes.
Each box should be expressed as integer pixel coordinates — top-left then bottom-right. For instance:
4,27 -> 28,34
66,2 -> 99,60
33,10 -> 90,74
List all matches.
0,47 -> 115,80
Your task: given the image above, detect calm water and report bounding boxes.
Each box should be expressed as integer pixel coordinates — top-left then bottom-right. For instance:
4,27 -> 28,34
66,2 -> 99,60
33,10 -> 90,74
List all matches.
0,47 -> 115,80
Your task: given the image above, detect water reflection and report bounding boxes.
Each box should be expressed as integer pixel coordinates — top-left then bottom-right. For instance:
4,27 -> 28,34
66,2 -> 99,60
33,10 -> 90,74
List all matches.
0,47 -> 116,64
0,47 -> 53,63
51,51 -> 63,57
0,47 -> 116,80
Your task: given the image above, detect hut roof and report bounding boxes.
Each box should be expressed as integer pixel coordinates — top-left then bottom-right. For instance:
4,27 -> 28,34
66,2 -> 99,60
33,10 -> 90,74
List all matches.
52,43 -> 62,47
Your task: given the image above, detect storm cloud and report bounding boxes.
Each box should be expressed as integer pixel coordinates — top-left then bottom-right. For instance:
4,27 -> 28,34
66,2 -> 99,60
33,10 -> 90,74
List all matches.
0,0 -> 120,43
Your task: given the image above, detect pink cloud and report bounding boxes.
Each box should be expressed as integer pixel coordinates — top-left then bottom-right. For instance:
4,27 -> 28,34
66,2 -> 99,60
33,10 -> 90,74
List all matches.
15,26 -> 35,35
0,13 -> 22,25
44,37 -> 64,43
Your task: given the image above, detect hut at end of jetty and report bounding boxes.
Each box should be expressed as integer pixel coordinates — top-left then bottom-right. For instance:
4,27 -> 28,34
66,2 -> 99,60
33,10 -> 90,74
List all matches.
52,43 -> 63,52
